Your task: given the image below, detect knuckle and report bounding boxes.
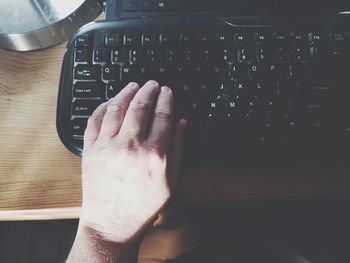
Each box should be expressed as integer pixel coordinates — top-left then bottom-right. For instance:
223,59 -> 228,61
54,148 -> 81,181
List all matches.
87,114 -> 99,123
88,102 -> 107,119
154,109 -> 172,121
130,100 -> 151,113
120,138 -> 139,153
107,100 -> 124,113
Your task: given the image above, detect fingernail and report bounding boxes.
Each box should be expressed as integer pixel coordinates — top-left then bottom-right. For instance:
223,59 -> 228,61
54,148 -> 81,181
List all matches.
180,119 -> 188,133
161,86 -> 172,93
126,82 -> 138,88
145,80 -> 159,87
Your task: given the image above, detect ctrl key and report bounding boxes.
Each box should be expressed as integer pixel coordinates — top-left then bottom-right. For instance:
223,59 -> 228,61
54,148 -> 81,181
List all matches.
70,117 -> 88,138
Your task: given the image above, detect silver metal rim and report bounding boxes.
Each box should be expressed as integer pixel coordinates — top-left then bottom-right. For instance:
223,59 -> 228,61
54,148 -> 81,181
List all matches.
0,0 -> 102,52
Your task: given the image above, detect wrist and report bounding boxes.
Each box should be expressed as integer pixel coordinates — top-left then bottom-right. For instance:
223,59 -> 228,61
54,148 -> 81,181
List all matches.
77,210 -> 152,243
67,224 -> 142,263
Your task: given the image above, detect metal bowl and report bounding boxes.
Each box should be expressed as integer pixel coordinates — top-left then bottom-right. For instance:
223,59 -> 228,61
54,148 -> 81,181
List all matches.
0,0 -> 103,51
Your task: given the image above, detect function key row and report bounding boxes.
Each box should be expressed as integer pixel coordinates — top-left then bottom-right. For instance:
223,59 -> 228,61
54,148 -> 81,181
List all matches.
75,32 -> 331,49
123,0 -> 184,12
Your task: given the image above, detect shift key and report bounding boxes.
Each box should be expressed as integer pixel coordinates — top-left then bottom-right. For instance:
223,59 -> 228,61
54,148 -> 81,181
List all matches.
72,99 -> 101,116
74,65 -> 99,81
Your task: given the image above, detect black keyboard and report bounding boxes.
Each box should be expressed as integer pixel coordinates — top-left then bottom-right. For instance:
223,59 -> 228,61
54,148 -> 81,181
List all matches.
57,15 -> 350,165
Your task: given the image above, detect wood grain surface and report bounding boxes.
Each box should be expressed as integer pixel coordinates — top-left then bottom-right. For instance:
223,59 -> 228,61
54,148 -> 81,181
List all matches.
0,44 -> 82,213
1,38 -> 350,220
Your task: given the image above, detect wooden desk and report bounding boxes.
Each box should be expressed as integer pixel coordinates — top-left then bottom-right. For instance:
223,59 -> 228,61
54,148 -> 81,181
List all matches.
1,42 -> 350,221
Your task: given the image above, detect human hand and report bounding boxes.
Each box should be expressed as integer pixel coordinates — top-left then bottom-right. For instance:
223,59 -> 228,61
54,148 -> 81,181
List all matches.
78,80 -> 187,244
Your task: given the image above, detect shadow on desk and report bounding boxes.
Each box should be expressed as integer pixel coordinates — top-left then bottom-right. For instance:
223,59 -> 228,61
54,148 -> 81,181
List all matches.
0,197 -> 349,263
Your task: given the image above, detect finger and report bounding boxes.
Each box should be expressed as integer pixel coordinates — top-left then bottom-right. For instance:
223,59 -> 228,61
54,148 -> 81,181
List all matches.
98,82 -> 140,140
119,80 -> 160,140
146,86 -> 174,154
83,102 -> 108,149
167,119 -> 187,191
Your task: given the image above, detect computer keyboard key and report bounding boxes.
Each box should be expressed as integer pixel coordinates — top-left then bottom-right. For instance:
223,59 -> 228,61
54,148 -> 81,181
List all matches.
290,62 -> 310,82
187,100 -> 207,118
183,49 -> 194,62
237,80 -> 260,100
231,63 -> 249,80
216,33 -> 233,46
123,0 -> 137,11
254,32 -> 272,45
151,64 -> 172,82
248,63 -> 260,80
93,31 -> 107,48
329,32 -> 346,45
250,62 -> 271,81
142,33 -> 157,47
220,48 -> 235,63
105,33 -> 120,47
124,33 -> 140,47
309,61 -> 332,86
275,62 -> 292,81
273,32 -> 288,44
198,33 -> 212,44
154,0 -> 171,10
234,32 -> 253,45
72,100 -> 102,116
237,47 -> 256,62
106,83 -> 121,100
179,33 -> 192,45
121,65 -> 143,83
209,98 -> 227,117
306,102 -> 323,118
146,49 -> 160,64
212,64 -> 230,80
217,81 -> 235,99
256,47 -> 271,62
163,49 -> 177,63
111,49 -> 126,64
192,64 -> 210,79
74,49 -> 89,64
290,32 -> 308,45
310,85 -> 334,99
159,33 -> 177,46
102,65 -> 120,83
129,49 -> 144,64
308,33 -> 324,46
290,46 -> 310,61
197,48 -> 211,62
71,118 -> 88,137
171,0 -> 183,10
74,65 -> 99,81
93,48 -> 107,64
73,83 -> 104,99
274,47 -> 288,61
140,0 -> 152,11
75,34 -> 89,48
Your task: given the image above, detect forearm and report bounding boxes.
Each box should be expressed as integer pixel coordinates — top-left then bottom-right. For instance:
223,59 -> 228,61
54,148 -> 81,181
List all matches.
67,225 -> 141,263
